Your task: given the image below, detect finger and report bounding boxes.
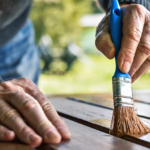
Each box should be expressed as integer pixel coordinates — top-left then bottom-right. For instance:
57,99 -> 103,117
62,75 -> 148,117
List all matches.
0,124 -> 15,141
95,15 -> 116,59
129,22 -> 150,77
40,100 -> 71,140
0,99 -> 42,148
29,91 -> 71,140
118,5 -> 146,73
132,56 -> 150,82
11,78 -> 71,140
5,91 -> 61,144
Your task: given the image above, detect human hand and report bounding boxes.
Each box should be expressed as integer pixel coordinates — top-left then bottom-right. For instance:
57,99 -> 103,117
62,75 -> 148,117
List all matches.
0,78 -> 71,148
96,4 -> 150,82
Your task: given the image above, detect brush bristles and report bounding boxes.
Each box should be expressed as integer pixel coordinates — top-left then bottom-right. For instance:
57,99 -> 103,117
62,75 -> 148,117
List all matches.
110,106 -> 150,137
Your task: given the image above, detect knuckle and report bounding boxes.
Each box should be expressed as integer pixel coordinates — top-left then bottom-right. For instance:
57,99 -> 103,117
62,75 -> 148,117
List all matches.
42,102 -> 54,113
19,78 -> 33,84
1,110 -> 19,124
53,118 -> 63,127
11,91 -> 22,100
30,91 -> 42,100
38,121 -> 51,131
22,100 -> 39,111
118,48 -> 135,65
129,4 -> 146,18
126,28 -> 141,43
134,4 -> 146,15
18,78 -> 37,92
124,48 -> 135,58
138,42 -> 150,56
19,126 -> 32,136
1,82 -> 12,89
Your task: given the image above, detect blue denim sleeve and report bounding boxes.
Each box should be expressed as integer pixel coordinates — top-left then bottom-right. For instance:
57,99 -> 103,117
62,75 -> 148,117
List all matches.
0,19 -> 40,85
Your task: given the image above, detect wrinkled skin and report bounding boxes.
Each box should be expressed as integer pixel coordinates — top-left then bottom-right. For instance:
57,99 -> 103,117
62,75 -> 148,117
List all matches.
0,78 -> 71,148
96,4 -> 150,82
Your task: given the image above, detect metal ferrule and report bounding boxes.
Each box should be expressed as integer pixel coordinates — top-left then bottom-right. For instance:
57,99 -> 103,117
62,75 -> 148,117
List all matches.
113,77 -> 133,107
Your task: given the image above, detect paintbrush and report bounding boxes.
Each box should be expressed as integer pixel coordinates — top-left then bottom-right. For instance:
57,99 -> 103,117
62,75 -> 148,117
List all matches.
109,0 -> 150,137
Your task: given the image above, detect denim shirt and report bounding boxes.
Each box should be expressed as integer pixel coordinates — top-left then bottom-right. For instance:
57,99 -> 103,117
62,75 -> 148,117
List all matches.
0,20 -> 40,85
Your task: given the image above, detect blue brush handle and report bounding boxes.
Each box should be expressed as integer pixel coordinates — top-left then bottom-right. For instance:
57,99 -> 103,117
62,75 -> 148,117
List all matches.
110,0 -> 131,79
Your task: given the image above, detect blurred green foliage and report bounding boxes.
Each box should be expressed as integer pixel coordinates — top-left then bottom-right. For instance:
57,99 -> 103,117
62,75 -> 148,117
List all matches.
31,0 -> 102,48
30,0 -> 150,94
39,56 -> 150,94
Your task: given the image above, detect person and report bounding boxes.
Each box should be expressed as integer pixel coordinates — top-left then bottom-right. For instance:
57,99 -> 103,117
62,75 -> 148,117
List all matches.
0,0 -> 71,148
0,0 -> 149,148
96,0 -> 150,83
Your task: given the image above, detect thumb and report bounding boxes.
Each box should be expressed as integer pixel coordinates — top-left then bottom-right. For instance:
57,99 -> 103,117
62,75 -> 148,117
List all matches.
96,31 -> 115,59
95,15 -> 116,59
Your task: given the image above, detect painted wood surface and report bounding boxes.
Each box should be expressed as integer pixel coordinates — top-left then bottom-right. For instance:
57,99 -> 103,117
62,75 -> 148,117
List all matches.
39,118 -> 149,150
133,90 -> 150,103
1,117 -> 146,150
49,97 -> 150,148
64,94 -> 150,119
0,142 -> 36,150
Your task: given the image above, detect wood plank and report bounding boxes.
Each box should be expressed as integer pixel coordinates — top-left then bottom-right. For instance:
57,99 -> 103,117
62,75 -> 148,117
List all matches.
49,97 -> 150,148
2,116 -> 149,150
49,89 -> 150,104
62,94 -> 150,119
40,118 -> 149,150
0,142 -> 37,150
133,90 -> 150,103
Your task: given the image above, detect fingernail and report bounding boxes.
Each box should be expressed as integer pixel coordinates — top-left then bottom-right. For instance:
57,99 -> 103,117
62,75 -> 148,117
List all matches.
58,127 -> 71,139
4,131 -> 15,139
29,134 -> 39,142
29,134 -> 42,148
45,130 -> 61,143
122,61 -> 130,72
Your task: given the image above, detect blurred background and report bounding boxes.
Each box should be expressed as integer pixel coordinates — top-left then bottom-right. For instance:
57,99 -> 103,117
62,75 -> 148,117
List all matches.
30,0 -> 150,95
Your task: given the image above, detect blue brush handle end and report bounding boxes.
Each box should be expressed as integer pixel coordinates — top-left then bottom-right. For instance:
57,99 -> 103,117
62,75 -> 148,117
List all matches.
110,0 -> 131,79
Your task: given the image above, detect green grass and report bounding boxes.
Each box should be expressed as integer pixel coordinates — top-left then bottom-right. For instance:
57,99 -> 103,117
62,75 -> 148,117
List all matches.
39,55 -> 150,95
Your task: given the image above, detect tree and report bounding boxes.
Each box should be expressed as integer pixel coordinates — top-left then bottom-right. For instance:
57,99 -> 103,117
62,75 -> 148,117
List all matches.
31,0 -> 94,48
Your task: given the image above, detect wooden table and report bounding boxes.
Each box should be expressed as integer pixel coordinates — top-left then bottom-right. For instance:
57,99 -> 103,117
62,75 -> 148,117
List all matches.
2,91 -> 150,150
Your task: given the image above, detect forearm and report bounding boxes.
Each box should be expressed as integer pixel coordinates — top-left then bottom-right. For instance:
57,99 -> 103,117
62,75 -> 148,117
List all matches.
98,0 -> 150,12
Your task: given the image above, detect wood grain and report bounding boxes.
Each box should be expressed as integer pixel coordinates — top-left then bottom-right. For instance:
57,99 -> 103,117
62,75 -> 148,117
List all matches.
40,118 -> 149,150
0,117 -> 149,150
64,94 -> 150,119
133,90 -> 150,103
0,142 -> 37,150
49,97 -> 150,148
